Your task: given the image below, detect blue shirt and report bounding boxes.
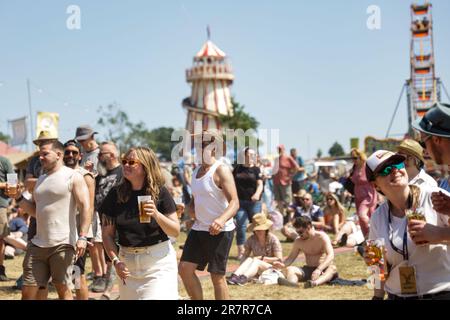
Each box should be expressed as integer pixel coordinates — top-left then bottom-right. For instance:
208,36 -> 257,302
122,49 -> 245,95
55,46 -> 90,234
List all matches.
291,204 -> 324,222
439,178 -> 450,192
9,217 -> 28,234
292,156 -> 305,182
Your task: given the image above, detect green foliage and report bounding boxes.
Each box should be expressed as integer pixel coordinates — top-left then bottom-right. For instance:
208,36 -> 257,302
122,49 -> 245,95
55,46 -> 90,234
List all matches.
329,142 -> 345,157
96,103 -> 175,160
316,149 -> 323,159
0,131 -> 10,143
219,98 -> 261,153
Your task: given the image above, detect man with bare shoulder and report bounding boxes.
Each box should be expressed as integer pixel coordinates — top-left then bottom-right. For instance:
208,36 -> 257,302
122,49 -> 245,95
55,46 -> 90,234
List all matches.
274,216 -> 338,288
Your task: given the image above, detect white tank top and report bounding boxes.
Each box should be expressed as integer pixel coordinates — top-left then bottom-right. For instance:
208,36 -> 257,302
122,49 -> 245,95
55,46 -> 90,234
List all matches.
32,166 -> 80,248
191,161 -> 235,232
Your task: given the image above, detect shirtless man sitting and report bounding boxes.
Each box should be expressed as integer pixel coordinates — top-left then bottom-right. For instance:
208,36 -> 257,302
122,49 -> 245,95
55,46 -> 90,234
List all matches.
274,216 -> 338,288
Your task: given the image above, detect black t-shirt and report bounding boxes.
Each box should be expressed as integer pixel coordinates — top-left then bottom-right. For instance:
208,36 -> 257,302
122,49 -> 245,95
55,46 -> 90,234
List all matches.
99,186 -> 176,247
95,166 -> 123,212
233,165 -> 262,201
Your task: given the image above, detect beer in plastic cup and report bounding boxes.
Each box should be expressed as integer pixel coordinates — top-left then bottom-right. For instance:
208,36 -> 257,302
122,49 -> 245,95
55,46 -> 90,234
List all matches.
406,208 -> 426,222
174,197 -> 184,218
6,173 -> 18,198
138,195 -> 152,223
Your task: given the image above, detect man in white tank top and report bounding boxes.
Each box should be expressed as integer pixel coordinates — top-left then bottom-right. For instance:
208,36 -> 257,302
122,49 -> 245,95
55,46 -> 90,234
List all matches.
14,140 -> 91,300
63,140 -> 95,300
179,131 -> 239,300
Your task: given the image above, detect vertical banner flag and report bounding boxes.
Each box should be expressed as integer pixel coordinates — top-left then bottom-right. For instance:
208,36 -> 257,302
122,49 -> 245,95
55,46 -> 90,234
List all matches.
36,112 -> 59,139
9,117 -> 28,146
350,138 -> 359,150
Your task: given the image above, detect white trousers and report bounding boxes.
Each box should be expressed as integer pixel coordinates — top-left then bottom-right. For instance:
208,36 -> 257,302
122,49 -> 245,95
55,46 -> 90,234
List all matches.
118,240 -> 178,300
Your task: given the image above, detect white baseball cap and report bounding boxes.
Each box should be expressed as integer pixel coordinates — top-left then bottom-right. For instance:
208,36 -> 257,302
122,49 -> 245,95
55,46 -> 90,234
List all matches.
365,150 -> 406,181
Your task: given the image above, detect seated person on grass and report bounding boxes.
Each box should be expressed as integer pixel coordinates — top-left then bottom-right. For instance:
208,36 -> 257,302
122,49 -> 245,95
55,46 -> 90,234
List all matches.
227,213 -> 283,286
281,192 -> 325,242
274,216 -> 338,288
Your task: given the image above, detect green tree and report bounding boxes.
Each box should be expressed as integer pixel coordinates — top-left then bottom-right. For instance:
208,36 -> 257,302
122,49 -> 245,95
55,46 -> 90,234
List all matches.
0,131 -> 10,143
329,142 -> 345,157
96,103 -> 175,159
317,149 -> 323,159
219,98 -> 261,155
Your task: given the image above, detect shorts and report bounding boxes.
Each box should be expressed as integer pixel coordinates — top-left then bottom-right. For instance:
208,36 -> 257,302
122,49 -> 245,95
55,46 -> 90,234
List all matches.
23,243 -> 75,287
180,230 -> 234,275
0,207 -> 9,238
74,252 -> 87,275
294,265 -> 337,282
273,184 -> 292,205
91,212 -> 102,242
347,221 -> 365,245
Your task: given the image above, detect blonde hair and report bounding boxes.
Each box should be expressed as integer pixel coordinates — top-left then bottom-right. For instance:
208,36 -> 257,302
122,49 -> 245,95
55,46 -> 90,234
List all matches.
351,148 -> 367,162
117,147 -> 165,204
324,192 -> 346,221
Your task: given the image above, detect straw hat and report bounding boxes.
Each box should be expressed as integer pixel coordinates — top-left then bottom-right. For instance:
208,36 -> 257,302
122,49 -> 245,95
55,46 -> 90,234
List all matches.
247,213 -> 273,232
33,130 -> 58,145
396,139 -> 425,164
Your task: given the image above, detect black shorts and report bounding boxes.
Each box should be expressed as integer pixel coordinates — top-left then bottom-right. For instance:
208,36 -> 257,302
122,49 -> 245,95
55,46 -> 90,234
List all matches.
74,252 -> 87,275
180,230 -> 234,275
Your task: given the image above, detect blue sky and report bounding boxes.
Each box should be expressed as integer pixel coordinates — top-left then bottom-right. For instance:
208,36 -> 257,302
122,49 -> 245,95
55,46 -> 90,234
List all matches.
1,0 -> 449,159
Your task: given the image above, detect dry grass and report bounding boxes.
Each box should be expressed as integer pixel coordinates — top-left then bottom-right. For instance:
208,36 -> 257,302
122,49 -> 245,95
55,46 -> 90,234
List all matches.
0,227 -> 372,300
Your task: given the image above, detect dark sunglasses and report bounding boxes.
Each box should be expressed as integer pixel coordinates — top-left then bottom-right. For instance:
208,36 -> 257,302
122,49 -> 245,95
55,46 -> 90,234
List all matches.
64,150 -> 79,156
418,135 -> 432,149
121,159 -> 140,166
377,162 -> 405,177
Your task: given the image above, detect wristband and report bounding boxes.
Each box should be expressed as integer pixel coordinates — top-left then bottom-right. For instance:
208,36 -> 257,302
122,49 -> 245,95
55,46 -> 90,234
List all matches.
78,236 -> 88,242
112,257 -> 121,266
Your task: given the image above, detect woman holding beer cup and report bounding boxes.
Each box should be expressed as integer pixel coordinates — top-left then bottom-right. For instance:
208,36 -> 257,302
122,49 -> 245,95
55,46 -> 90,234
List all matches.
364,150 -> 450,300
100,147 -> 180,300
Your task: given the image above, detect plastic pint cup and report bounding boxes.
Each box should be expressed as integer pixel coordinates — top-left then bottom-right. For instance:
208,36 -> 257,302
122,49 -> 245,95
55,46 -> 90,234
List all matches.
138,195 -> 152,223
6,173 -> 18,198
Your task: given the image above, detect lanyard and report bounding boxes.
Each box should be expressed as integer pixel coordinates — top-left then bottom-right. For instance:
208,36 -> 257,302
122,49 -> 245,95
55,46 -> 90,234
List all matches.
388,208 -> 409,261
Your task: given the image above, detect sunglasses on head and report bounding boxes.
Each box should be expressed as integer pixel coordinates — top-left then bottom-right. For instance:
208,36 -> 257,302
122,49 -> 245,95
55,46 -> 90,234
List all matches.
377,162 -> 405,177
64,150 -> 79,156
121,159 -> 140,166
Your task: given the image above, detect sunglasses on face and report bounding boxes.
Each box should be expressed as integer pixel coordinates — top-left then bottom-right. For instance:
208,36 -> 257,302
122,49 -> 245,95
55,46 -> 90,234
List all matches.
377,162 -> 405,177
64,150 -> 79,156
121,159 -> 140,167
326,198 -> 334,201
418,135 -> 432,149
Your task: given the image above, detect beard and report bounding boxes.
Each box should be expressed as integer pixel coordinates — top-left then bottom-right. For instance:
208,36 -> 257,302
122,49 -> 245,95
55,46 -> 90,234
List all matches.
63,158 -> 77,168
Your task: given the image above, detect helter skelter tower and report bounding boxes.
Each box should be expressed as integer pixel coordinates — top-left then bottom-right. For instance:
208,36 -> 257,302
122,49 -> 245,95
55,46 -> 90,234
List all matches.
182,32 -> 234,133
406,2 -> 442,134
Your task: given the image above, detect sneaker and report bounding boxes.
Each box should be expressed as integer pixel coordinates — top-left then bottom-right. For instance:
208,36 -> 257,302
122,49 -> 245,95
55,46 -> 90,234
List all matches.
356,245 -> 365,258
0,265 -> 9,282
90,276 -> 106,293
226,274 -> 240,285
304,280 -> 317,289
235,275 -> 248,286
13,275 -> 23,290
86,272 -> 95,281
104,268 -> 116,293
277,277 -> 299,288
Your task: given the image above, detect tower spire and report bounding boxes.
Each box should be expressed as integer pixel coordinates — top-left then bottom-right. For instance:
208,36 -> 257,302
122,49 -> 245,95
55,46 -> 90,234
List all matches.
207,25 -> 211,41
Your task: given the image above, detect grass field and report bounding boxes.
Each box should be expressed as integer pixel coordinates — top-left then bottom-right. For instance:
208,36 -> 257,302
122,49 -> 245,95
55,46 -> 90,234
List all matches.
0,230 -> 372,300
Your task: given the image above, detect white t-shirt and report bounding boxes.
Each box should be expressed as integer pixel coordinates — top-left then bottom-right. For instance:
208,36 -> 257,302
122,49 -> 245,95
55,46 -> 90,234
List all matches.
410,169 -> 438,188
329,181 -> 343,193
369,185 -> 450,296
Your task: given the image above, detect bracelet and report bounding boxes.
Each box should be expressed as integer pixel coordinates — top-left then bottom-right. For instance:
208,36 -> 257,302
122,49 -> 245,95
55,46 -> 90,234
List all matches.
112,257 -> 121,266
78,236 -> 88,242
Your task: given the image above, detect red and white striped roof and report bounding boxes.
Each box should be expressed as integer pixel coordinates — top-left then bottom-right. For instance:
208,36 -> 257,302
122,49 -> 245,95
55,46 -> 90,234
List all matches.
196,41 -> 226,58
